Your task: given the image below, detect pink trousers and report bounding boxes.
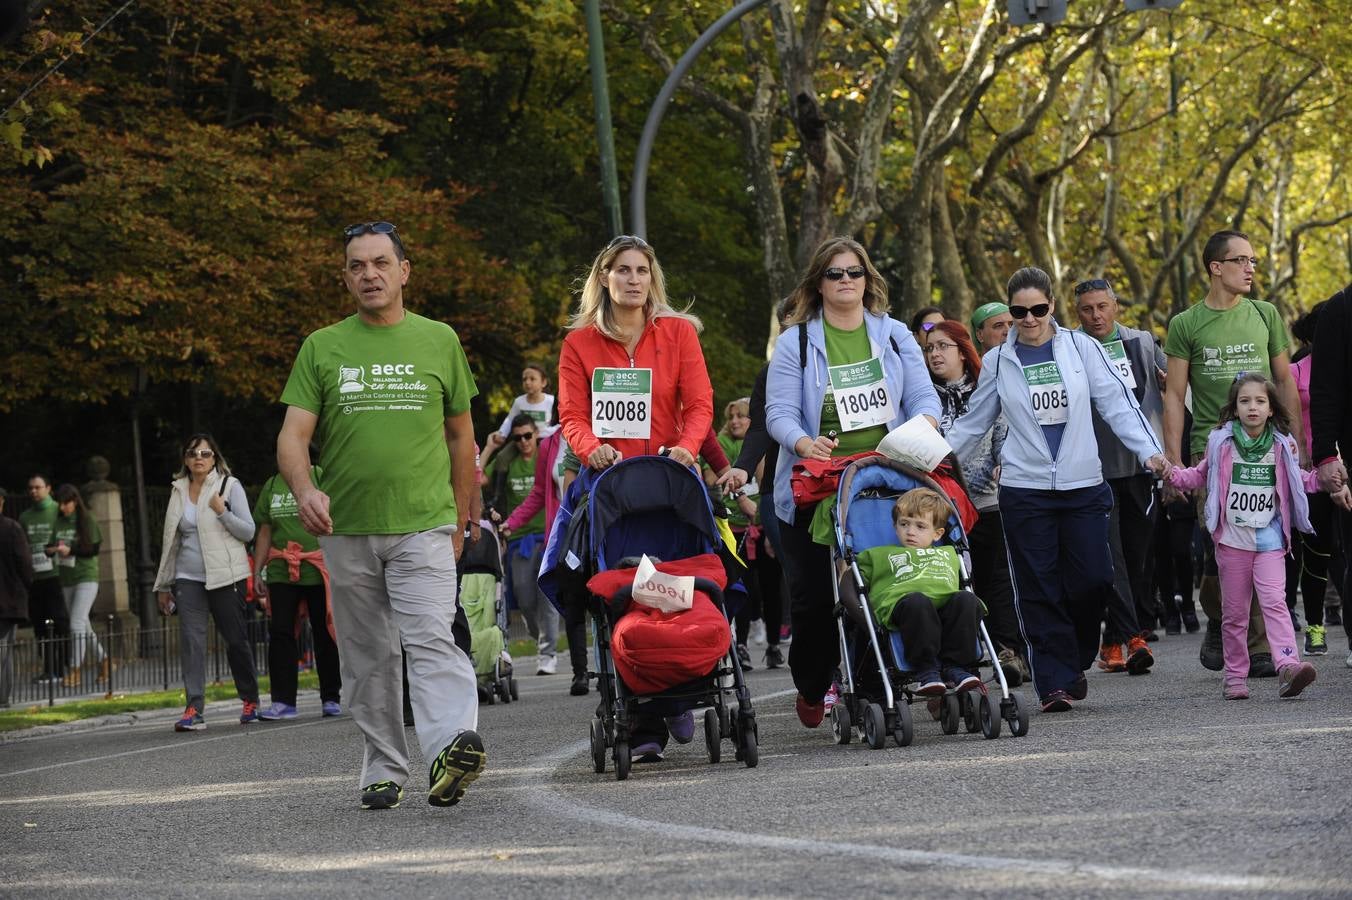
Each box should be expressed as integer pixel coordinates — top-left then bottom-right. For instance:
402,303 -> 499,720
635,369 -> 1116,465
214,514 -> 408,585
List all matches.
1214,544 -> 1301,687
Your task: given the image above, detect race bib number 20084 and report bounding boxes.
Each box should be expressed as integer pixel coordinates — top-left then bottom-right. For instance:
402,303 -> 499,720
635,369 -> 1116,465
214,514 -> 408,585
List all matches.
591,368 -> 652,439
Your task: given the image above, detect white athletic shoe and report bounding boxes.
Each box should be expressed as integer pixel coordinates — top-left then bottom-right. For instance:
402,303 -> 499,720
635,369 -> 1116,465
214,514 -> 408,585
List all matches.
748,619 -> 767,647
536,654 -> 558,675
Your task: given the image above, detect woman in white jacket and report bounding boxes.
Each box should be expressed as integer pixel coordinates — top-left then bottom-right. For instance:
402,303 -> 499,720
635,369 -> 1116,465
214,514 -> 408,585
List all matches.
946,268 -> 1170,714
153,433 -> 260,731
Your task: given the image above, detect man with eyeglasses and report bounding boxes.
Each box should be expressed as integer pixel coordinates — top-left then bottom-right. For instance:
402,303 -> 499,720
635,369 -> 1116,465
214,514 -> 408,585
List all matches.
491,414 -> 560,677
1163,229 -> 1301,677
276,221 -> 486,811
971,302 -> 1014,355
1075,278 -> 1167,673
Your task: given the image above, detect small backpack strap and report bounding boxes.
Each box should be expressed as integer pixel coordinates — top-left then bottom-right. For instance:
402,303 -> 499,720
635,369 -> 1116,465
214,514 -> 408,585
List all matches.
799,323 -> 808,370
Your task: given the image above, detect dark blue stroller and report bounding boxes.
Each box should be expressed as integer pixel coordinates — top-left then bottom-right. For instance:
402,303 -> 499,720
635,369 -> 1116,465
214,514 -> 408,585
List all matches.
540,455 -> 758,780
830,456 -> 1030,748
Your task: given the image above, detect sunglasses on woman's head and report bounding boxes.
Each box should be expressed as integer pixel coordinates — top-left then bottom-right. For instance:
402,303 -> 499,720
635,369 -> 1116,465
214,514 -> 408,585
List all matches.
823,266 -> 866,281
185,449 -> 215,459
1008,303 -> 1051,319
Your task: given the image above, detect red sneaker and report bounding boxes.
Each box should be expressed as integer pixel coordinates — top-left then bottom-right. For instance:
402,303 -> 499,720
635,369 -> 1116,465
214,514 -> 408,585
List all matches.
795,693 -> 825,728
822,682 -> 840,711
1096,643 -> 1126,672
1125,635 -> 1155,675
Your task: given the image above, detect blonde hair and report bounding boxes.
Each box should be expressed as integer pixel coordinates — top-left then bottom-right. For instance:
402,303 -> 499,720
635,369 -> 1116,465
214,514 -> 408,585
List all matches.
569,235 -> 702,340
719,397 -> 751,437
784,236 -> 890,327
892,487 -> 949,532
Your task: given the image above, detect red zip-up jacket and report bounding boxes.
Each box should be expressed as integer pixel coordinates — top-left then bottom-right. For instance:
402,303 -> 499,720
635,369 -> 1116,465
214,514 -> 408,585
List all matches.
558,315 -> 714,464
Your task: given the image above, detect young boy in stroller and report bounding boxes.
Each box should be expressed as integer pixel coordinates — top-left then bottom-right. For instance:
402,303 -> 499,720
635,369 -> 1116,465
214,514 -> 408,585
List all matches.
856,487 -> 984,697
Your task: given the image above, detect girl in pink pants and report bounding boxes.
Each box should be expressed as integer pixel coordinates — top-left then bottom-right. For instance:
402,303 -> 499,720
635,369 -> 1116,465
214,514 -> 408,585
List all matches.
1168,374 -> 1343,699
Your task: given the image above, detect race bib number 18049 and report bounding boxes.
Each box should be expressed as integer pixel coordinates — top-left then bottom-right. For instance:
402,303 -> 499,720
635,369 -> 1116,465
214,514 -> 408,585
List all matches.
828,358 -> 893,432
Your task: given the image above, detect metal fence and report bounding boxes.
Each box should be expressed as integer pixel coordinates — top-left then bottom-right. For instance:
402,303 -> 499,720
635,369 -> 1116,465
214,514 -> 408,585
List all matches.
3,610 -> 536,709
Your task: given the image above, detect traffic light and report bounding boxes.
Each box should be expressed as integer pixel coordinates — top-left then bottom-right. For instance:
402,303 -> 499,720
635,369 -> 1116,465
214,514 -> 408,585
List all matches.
1007,0 -> 1068,25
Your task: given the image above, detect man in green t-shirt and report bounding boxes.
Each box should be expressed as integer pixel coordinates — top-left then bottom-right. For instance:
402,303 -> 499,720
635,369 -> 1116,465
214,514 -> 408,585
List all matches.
19,474 -> 68,682
1162,230 -> 1300,676
276,221 -> 485,812
490,415 -> 558,676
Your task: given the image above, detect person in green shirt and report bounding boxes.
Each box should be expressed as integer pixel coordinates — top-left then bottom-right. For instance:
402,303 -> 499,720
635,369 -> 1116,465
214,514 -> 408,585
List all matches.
1163,230 -> 1301,677
19,474 -> 67,683
855,488 -> 982,696
277,220 -> 485,812
252,467 -> 342,721
49,484 -> 106,688
490,414 -> 558,675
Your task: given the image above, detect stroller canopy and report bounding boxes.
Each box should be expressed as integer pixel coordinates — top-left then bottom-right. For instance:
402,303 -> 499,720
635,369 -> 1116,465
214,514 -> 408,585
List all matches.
588,455 -> 721,570
836,456 -> 966,554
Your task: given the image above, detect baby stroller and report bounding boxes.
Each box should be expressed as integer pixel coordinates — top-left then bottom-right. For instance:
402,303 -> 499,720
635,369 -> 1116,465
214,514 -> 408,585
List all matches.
545,455 -> 758,781
459,519 -> 517,705
829,456 -> 1030,748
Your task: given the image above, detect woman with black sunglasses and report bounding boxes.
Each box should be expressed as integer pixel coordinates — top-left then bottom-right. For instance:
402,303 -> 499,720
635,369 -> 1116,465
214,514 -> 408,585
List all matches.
765,236 -> 942,729
152,433 -> 260,731
945,267 -> 1170,713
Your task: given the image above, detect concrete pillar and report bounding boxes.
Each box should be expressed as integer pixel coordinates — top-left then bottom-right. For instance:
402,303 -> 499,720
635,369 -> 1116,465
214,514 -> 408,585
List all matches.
82,456 -> 139,631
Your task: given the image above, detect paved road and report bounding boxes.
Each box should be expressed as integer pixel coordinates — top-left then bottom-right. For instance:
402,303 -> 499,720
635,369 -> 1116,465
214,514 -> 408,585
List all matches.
3,628 -> 1351,898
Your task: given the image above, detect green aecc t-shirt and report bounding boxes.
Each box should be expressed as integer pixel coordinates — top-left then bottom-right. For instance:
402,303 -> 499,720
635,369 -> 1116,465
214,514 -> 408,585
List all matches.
487,453 -> 545,539
253,469 -> 324,585
51,512 -> 102,586
820,321 -> 889,456
1163,298 -> 1288,457
856,544 -> 961,627
279,312 -> 478,535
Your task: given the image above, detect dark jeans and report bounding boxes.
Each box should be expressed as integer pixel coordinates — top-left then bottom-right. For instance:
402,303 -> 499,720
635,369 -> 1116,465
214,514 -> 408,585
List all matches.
778,510 -> 837,703
759,492 -> 791,632
967,508 -> 1020,652
890,590 -> 982,674
999,483 -> 1115,700
1103,474 -> 1158,642
1285,490 -> 1340,625
28,577 -> 68,678
267,582 -> 341,705
1154,508 -> 1196,617
731,528 -> 784,648
0,621 -> 15,707
1336,507 -> 1352,640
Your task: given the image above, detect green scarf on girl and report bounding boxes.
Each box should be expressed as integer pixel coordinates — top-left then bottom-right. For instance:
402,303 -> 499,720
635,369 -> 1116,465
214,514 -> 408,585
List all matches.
1231,420 -> 1274,462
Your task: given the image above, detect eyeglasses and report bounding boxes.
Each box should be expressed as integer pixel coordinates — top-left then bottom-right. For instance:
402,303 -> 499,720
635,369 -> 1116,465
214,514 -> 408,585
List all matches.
823,266 -> 866,281
344,221 -> 398,240
1073,278 -> 1112,295
1219,256 -> 1260,269
924,341 -> 958,355
1008,303 -> 1051,319
184,449 -> 215,459
509,433 -> 536,443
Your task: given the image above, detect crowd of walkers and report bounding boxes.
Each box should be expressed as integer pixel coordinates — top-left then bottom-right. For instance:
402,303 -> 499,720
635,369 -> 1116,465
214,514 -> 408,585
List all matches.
2,221 -> 1349,815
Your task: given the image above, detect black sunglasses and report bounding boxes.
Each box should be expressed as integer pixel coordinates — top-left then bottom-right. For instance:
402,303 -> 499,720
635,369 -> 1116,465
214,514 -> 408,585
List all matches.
344,221 -> 397,239
1073,278 -> 1112,296
823,265 -> 867,281
1009,303 -> 1051,319
509,432 -> 536,443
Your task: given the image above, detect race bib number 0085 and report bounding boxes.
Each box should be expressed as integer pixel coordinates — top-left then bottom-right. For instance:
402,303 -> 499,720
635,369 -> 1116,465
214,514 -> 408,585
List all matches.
1023,361 -> 1069,426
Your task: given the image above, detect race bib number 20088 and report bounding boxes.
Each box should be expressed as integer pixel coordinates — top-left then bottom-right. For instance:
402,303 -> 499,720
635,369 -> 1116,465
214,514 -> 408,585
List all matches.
591,368 -> 652,439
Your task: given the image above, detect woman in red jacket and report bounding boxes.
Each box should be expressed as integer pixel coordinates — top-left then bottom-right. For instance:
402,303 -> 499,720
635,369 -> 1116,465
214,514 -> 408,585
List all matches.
558,235 -> 713,473
557,234 -> 715,763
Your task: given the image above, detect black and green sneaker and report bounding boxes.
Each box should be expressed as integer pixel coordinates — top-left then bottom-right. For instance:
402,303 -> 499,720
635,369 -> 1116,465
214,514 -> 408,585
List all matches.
428,729 -> 486,807
361,781 -> 404,810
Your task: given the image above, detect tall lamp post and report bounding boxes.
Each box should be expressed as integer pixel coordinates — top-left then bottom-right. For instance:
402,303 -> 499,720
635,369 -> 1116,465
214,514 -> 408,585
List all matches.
585,0 -> 624,237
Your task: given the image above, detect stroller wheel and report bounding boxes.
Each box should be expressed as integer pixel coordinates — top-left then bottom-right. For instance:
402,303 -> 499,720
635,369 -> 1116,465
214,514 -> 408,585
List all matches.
498,677 -> 512,704
508,677 -> 519,701
831,703 -> 852,745
863,703 -> 886,750
614,741 -> 631,781
737,710 -> 759,768
962,692 -> 981,733
589,718 -> 607,773
704,709 -> 722,764
978,693 -> 1001,740
892,701 -> 914,747
1005,693 -> 1031,737
940,693 -> 961,735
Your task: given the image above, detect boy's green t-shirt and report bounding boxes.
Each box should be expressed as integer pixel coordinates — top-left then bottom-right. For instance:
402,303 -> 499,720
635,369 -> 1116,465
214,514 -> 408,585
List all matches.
856,544 -> 961,627
487,452 -> 545,539
252,469 -> 324,586
820,321 -> 888,457
279,312 -> 478,535
20,497 -> 59,581
51,512 -> 102,586
1163,298 -> 1288,456
707,432 -> 751,528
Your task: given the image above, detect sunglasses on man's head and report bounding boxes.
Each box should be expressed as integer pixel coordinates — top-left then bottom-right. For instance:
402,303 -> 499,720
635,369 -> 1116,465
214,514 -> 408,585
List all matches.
185,449 -> 215,459
1073,278 -> 1112,296
823,266 -> 866,281
344,221 -> 398,240
1008,303 -> 1051,320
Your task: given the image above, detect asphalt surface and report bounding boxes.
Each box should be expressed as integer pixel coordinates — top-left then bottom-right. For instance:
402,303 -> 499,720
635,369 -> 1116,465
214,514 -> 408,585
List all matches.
3,627 -> 1351,899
